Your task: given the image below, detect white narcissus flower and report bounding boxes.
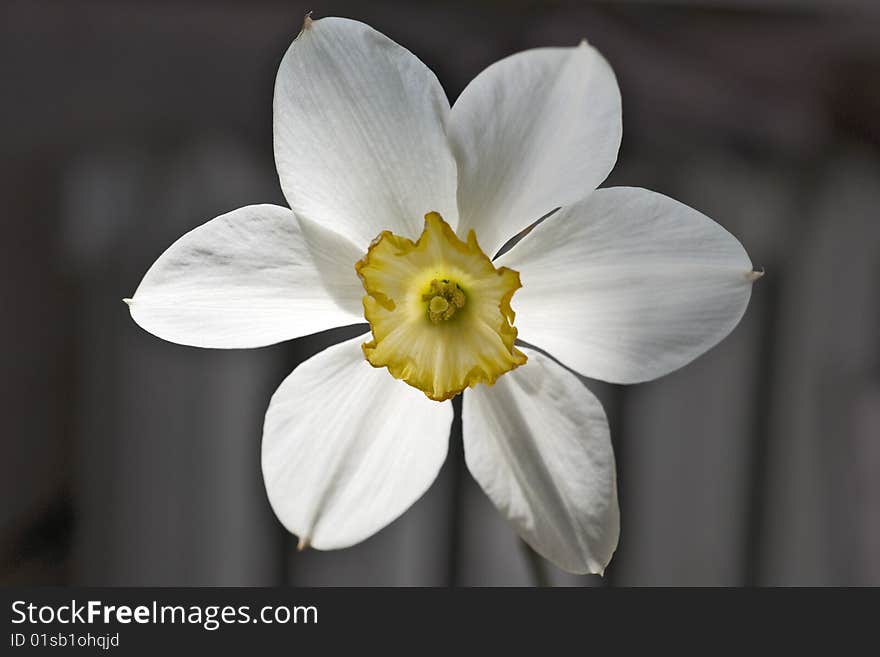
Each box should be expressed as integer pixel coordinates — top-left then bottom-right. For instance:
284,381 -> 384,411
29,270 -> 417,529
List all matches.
125,16 -> 761,575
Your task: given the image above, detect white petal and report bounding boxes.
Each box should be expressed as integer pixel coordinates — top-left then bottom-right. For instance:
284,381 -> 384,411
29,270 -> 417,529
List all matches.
449,42 -> 621,257
500,187 -> 757,384
273,16 -> 458,248
262,334 -> 453,549
128,204 -> 362,348
463,347 -> 619,574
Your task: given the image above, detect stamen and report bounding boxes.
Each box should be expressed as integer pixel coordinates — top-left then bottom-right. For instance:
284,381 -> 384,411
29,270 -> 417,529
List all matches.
422,278 -> 466,323
429,296 -> 449,313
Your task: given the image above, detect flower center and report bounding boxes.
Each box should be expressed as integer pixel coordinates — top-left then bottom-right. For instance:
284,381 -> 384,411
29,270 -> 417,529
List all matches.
355,212 -> 527,401
423,279 -> 465,323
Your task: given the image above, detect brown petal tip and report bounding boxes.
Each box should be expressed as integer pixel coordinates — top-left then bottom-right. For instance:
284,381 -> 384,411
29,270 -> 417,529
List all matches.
746,267 -> 765,283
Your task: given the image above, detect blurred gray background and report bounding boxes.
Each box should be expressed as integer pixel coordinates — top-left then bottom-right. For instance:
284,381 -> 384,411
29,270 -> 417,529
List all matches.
2,0 -> 879,586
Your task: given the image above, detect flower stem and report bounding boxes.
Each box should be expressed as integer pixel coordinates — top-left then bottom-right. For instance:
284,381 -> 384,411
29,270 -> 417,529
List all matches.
519,539 -> 551,587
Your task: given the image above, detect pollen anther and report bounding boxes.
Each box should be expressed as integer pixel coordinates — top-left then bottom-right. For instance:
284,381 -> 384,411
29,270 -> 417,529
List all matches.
423,279 -> 465,322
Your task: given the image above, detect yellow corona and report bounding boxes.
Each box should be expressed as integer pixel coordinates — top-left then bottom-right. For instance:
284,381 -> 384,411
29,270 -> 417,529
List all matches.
356,212 -> 527,401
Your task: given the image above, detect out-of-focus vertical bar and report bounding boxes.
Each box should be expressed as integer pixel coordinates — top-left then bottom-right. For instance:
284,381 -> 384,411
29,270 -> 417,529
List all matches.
65,142 -> 285,584
761,153 -> 880,585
